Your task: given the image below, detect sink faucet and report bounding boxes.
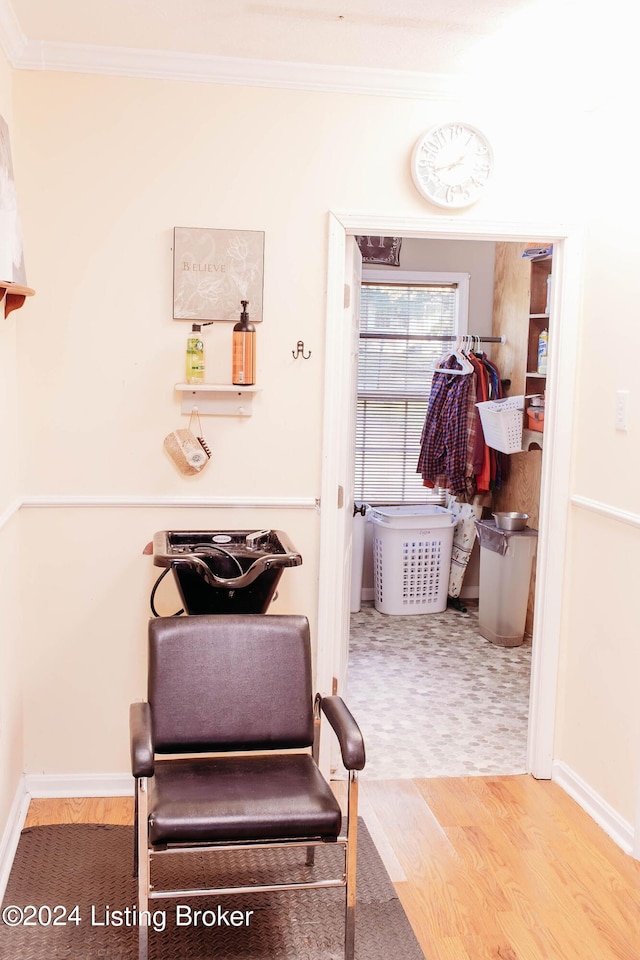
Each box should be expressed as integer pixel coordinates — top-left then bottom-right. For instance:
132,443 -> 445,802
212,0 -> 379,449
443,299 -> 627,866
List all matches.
245,529 -> 271,547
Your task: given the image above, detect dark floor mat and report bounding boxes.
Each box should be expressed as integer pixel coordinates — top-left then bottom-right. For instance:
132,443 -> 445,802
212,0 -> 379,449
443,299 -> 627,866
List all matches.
0,821 -> 425,959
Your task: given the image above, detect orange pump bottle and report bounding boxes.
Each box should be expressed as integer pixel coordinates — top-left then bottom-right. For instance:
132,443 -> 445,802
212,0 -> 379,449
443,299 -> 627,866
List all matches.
232,300 -> 256,385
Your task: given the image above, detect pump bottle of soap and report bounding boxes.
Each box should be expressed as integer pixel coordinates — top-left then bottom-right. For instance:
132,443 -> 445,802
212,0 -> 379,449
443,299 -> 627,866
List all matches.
186,324 -> 205,383
232,300 -> 256,385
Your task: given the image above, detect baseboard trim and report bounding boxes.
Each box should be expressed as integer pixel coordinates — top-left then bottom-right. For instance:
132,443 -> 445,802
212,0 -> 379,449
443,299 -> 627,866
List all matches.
552,760 -> 635,857
0,777 -> 30,901
24,773 -> 134,799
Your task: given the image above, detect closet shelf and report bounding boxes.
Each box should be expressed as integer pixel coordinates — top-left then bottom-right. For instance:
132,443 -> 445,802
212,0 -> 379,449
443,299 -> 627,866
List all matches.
1,281 -> 35,318
526,371 -> 547,379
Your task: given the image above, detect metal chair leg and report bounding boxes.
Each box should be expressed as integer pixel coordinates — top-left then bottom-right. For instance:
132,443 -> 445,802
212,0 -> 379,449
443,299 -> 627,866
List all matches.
137,778 -> 150,960
133,786 -> 138,878
344,770 -> 359,960
138,922 -> 148,960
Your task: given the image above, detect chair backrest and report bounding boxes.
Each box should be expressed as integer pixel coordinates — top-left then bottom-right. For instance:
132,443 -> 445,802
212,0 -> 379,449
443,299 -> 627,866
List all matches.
148,614 -> 314,754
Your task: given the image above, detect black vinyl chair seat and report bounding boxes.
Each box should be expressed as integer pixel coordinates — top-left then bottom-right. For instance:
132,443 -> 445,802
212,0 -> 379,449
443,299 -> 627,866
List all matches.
149,753 -> 342,845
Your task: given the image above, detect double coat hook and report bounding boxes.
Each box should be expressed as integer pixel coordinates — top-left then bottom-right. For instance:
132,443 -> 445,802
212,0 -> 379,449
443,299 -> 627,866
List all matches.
292,340 -> 311,360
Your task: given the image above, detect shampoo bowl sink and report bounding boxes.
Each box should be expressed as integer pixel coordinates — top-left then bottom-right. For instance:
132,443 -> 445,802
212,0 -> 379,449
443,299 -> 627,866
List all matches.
151,529 -> 302,614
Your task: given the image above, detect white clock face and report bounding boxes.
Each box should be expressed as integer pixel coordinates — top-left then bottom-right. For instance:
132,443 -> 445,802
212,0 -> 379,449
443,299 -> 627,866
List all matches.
411,123 -> 493,209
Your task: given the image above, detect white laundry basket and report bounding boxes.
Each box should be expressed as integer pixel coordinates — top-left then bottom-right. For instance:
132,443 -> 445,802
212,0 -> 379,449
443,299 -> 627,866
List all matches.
371,506 -> 455,615
476,396 -> 525,454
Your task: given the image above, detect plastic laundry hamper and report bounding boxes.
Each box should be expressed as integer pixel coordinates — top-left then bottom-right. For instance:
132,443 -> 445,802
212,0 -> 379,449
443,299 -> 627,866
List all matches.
371,506 -> 455,615
476,396 -> 525,454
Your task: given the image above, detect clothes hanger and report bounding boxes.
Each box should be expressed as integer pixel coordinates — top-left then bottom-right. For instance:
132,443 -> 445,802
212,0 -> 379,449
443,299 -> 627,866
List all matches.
433,335 -> 474,376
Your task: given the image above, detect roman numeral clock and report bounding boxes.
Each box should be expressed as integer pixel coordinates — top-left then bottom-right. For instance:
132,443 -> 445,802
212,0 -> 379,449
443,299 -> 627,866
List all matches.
411,123 -> 493,209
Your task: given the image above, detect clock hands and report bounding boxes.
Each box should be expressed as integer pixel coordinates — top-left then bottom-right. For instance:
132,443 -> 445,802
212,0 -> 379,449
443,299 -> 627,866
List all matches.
434,153 -> 467,173
412,123 -> 492,207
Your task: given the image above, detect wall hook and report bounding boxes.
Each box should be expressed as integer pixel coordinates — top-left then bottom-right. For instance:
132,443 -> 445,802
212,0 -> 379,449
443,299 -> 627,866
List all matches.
292,340 -> 311,360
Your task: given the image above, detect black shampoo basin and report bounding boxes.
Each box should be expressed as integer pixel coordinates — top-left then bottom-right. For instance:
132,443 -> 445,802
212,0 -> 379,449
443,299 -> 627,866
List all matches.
152,529 -> 302,614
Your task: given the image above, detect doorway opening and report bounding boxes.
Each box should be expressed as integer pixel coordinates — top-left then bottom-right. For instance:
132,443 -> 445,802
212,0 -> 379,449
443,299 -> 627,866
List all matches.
349,236 -> 541,780
317,212 -> 580,781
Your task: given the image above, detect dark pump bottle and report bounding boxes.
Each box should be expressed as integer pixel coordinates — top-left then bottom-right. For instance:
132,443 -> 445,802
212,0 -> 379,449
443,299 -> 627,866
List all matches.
232,300 -> 256,385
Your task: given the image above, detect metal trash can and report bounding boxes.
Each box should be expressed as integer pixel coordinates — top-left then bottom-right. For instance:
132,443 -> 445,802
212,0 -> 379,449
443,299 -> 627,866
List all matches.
475,519 -> 538,646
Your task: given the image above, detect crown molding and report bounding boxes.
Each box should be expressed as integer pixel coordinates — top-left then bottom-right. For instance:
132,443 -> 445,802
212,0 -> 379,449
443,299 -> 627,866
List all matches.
0,0 -> 461,100
23,41 -> 462,100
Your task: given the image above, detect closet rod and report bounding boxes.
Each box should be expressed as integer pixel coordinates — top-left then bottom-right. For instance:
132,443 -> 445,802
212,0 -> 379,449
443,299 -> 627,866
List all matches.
359,332 -> 505,343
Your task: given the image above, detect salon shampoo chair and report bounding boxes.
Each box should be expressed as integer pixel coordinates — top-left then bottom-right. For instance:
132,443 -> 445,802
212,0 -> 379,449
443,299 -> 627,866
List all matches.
130,613 -> 365,959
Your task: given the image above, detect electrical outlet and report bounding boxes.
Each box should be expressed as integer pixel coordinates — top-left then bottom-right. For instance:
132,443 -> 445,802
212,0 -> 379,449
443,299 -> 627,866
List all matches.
615,390 -> 629,431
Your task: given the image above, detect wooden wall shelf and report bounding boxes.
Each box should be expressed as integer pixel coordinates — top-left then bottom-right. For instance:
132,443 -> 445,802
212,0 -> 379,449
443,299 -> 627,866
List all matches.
1,281 -> 35,318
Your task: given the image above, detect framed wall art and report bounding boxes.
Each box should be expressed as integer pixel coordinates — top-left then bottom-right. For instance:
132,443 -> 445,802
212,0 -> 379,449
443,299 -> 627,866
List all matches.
355,236 -> 402,267
173,226 -> 264,322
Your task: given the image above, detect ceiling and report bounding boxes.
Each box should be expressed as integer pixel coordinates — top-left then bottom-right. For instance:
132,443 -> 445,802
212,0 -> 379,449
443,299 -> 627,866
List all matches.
3,0 -> 551,76
0,0 -> 617,103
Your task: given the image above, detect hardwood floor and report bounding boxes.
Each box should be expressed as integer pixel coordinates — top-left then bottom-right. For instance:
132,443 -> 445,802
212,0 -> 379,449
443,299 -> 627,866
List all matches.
23,775 -> 640,960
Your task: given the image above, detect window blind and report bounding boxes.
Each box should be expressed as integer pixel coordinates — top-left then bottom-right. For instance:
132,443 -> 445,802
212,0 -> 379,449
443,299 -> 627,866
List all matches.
354,281 -> 459,504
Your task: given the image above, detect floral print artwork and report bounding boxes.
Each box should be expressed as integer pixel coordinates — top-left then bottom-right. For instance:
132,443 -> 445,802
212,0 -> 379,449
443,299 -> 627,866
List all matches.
173,226 -> 264,321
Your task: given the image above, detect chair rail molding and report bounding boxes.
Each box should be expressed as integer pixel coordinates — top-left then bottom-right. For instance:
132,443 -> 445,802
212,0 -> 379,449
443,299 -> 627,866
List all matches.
570,494 -> 640,529
20,494 -> 318,510
0,498 -> 21,532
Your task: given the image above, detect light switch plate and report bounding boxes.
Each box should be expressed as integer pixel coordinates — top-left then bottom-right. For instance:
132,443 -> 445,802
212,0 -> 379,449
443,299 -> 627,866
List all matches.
615,390 -> 629,431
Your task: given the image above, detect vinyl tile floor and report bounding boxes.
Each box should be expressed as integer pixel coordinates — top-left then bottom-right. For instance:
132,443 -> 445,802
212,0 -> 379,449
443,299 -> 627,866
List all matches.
346,601 -> 532,780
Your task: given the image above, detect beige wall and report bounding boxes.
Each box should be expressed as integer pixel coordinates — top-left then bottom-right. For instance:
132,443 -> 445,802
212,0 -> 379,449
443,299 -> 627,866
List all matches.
11,71 -> 582,780
19,505 -> 316,773
0,50 -> 24,835
553,93 -> 640,825
2,59 -> 638,848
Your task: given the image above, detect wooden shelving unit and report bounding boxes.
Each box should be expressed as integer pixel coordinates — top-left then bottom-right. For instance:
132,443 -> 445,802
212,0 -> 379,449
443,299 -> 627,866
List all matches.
490,242 -> 552,634
524,256 -> 551,408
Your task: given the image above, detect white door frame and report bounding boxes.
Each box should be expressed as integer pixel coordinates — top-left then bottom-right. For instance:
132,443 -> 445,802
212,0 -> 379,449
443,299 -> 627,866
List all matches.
317,210 -> 583,780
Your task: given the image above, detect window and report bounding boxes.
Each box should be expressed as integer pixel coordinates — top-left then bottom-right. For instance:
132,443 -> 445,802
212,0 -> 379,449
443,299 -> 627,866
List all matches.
354,271 -> 469,504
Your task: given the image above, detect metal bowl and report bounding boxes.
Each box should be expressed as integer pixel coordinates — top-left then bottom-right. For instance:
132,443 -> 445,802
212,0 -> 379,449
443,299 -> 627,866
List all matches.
493,511 -> 529,531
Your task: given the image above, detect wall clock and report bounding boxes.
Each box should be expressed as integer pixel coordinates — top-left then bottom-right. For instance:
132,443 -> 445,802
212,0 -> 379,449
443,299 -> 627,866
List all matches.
411,122 -> 493,209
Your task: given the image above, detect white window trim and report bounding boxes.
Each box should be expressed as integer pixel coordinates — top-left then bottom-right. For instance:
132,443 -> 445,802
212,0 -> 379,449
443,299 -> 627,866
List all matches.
355,269 -> 471,503
361,269 -> 470,335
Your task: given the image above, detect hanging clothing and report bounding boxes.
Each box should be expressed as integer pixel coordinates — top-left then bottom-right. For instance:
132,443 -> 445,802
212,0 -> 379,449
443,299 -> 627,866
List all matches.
417,356 -> 476,496
476,352 -> 508,491
468,351 -> 491,492
417,348 -> 507,497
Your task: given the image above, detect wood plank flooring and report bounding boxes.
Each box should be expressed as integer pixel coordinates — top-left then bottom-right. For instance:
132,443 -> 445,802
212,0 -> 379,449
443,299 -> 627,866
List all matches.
23,775 -> 640,960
